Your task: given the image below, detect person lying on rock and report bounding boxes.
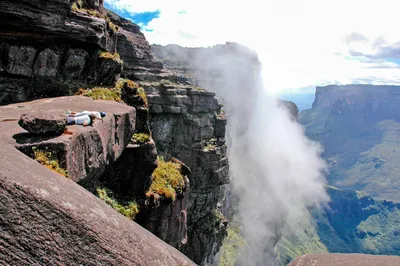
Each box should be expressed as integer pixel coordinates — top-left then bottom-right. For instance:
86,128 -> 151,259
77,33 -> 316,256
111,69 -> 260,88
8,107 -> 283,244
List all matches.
66,114 -> 96,126
67,110 -> 106,120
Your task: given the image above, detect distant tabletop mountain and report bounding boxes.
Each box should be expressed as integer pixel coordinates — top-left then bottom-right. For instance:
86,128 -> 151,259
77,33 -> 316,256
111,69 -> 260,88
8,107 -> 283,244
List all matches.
300,84 -> 400,202
277,185 -> 400,265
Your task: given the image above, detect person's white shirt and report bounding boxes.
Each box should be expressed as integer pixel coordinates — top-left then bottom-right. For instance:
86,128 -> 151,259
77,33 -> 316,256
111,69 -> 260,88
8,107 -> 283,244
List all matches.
67,115 -> 91,125
73,111 -> 102,120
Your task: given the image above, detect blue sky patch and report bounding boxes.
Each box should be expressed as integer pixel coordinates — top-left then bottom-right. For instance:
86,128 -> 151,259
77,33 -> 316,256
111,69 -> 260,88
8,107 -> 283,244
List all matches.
104,2 -> 160,27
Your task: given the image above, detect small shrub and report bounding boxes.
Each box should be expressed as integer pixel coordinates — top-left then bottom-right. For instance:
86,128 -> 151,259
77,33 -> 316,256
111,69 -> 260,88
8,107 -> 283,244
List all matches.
80,87 -> 122,102
137,87 -> 148,107
96,187 -> 139,220
146,157 -> 185,201
71,2 -> 79,11
202,138 -> 217,152
195,86 -> 205,92
99,52 -> 123,64
32,147 -> 68,178
160,79 -> 174,86
131,133 -> 150,145
115,78 -> 139,90
216,106 -> 225,119
106,17 -> 119,33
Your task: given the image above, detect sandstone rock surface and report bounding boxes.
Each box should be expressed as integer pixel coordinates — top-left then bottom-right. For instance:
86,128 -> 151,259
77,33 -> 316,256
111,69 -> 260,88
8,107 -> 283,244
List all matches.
2,96 -> 135,186
0,96 -> 195,265
18,111 -> 66,135
0,144 -> 195,266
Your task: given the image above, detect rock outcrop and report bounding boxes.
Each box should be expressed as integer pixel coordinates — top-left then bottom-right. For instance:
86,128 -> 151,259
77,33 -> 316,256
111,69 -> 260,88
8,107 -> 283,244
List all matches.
4,96 -> 135,186
18,111 -> 67,135
0,96 -> 195,265
0,0 -> 125,105
140,80 -> 230,265
289,254 -> 400,266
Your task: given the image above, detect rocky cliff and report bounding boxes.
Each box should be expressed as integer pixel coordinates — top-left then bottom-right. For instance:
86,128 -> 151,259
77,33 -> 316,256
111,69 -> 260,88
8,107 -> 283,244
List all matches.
0,1 -> 230,265
0,96 -> 195,265
300,84 -> 400,201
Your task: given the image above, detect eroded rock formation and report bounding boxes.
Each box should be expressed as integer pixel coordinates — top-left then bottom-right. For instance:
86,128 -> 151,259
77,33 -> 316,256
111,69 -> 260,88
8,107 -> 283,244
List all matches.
141,81 -> 230,265
0,96 -> 195,265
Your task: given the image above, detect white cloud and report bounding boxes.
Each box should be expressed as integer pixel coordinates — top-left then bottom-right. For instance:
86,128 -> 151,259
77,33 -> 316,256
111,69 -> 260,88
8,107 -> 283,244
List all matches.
106,0 -> 400,93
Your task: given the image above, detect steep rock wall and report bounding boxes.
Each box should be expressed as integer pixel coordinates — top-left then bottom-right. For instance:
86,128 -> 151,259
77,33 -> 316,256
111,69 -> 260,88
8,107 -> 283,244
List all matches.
141,81 -> 230,265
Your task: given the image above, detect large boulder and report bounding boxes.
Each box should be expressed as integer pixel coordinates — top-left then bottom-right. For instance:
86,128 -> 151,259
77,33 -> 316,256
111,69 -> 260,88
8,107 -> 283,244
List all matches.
18,111 -> 66,135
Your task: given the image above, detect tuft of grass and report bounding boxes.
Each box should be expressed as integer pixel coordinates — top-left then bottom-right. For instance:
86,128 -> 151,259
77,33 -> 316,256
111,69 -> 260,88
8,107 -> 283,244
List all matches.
116,78 -> 148,107
78,87 -> 122,102
195,86 -> 205,92
99,52 -> 123,64
96,187 -> 139,220
115,78 -> 139,90
202,138 -> 217,152
32,147 -> 68,178
137,87 -> 148,107
160,79 -> 174,86
146,157 -> 185,201
216,106 -> 225,119
71,2 -> 101,18
105,17 -> 119,33
131,133 -> 150,145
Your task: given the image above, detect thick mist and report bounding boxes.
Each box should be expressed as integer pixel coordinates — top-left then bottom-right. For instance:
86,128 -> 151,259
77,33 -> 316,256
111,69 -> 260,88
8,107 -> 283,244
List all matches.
193,44 -> 329,265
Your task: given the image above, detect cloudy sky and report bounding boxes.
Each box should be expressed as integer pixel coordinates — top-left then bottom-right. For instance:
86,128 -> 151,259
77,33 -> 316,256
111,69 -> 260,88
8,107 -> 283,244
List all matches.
105,0 -> 400,93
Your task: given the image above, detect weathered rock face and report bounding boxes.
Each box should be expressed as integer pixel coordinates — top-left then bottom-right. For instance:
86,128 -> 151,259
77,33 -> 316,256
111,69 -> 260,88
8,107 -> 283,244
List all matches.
289,254 -> 400,266
0,0 -> 156,105
101,141 -> 158,199
18,111 -> 67,135
107,10 -> 171,82
312,85 -> 400,119
142,81 -> 230,265
0,142 -> 195,266
136,177 -> 191,251
3,96 -> 135,187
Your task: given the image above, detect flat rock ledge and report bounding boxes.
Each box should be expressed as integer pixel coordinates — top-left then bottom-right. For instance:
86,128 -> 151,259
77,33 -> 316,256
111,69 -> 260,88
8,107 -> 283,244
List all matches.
1,96 -> 135,185
0,96 -> 195,265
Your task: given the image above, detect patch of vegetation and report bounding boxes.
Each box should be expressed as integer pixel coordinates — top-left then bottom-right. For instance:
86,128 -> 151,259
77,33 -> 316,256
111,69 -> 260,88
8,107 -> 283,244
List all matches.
218,226 -> 247,266
300,106 -> 400,202
105,17 -> 119,33
146,157 -> 185,201
99,52 -> 123,64
115,78 -> 148,107
131,133 -> 150,145
202,138 -> 217,152
137,87 -> 148,107
216,105 -> 225,119
276,186 -> 400,265
76,87 -> 122,102
115,78 -> 139,90
71,2 -> 101,18
32,147 -> 68,178
96,187 -> 139,220
160,79 -> 174,86
194,86 -> 205,92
